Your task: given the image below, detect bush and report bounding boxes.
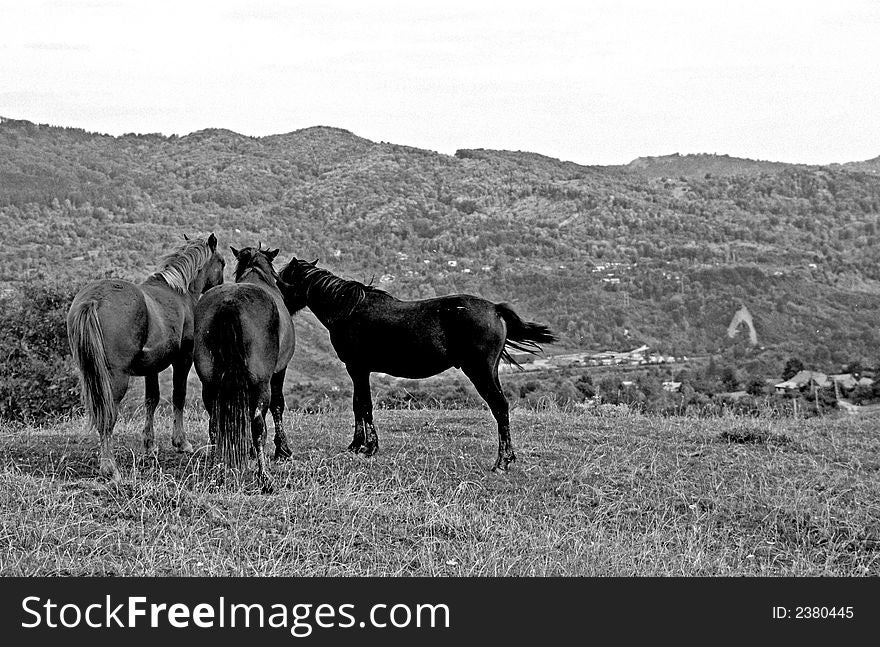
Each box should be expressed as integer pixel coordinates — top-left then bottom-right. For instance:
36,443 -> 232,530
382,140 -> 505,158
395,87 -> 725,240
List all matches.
0,281 -> 81,423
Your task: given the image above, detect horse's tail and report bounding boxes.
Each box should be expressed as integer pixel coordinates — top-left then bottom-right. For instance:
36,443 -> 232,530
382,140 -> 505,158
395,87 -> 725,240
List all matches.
209,304 -> 251,469
495,302 -> 559,369
67,300 -> 115,434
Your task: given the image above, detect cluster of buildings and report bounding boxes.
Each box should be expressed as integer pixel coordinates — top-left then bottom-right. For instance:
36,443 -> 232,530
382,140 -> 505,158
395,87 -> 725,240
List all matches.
773,370 -> 874,395
502,345 -> 681,373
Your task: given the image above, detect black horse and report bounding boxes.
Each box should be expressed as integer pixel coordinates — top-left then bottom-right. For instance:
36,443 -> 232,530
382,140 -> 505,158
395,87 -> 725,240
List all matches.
193,245 -> 295,488
277,257 -> 557,471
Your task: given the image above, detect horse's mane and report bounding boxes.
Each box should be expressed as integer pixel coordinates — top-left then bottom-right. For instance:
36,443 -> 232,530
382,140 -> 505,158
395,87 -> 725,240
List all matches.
288,261 -> 389,321
150,239 -> 213,293
231,246 -> 285,289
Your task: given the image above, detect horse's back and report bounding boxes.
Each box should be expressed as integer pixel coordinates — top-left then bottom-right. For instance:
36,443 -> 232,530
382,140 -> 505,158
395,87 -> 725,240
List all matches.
365,293 -> 502,337
194,283 -> 292,381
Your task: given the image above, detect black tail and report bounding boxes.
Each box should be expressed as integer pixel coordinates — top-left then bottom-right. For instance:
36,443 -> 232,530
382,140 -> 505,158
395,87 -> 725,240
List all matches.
210,305 -> 251,469
495,302 -> 558,369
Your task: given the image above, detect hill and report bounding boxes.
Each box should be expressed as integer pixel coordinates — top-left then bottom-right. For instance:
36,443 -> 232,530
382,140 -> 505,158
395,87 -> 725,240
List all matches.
840,155 -> 880,175
623,152 -> 797,178
2,116 -> 880,387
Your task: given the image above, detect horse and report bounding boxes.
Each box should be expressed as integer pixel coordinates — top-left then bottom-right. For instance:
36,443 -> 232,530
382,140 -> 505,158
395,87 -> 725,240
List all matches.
276,256 -> 558,472
193,245 -> 295,488
66,233 -> 225,482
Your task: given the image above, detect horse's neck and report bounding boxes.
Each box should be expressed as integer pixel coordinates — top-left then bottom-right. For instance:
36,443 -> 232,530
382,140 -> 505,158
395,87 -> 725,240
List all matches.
186,273 -> 207,300
307,300 -> 339,329
238,267 -> 276,290
305,276 -> 360,328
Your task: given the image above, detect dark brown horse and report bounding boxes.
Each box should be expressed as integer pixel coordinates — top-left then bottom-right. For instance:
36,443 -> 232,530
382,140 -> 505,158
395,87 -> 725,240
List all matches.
193,245 -> 295,488
66,233 -> 225,482
277,256 -> 558,471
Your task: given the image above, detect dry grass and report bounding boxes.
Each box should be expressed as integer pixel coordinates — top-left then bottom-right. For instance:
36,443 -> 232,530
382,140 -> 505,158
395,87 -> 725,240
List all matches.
1,404 -> 879,576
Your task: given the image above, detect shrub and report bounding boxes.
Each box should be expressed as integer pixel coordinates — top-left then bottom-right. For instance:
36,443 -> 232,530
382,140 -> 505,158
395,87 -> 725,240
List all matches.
0,280 -> 81,422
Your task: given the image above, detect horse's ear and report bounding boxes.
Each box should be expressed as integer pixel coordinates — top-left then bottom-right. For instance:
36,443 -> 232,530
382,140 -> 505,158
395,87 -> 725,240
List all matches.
207,233 -> 217,251
230,246 -> 240,258
265,248 -> 279,261
183,234 -> 190,241
311,258 -> 319,266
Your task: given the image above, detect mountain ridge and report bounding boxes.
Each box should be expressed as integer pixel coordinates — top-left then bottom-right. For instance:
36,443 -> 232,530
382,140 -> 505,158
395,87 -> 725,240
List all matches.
2,115 -> 880,379
5,115 -> 878,170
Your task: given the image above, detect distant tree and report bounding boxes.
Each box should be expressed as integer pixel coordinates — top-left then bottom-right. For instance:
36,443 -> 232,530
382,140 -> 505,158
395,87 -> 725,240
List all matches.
843,361 -> 863,378
746,377 -> 766,396
574,374 -> 595,399
597,376 -> 620,404
782,357 -> 804,381
850,384 -> 874,405
552,379 -> 583,405
720,366 -> 740,392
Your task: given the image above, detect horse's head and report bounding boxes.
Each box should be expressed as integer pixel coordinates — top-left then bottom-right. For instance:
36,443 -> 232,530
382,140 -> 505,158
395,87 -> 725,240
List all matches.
277,255 -> 319,313
197,233 -> 225,294
231,244 -> 280,285
156,232 -> 224,296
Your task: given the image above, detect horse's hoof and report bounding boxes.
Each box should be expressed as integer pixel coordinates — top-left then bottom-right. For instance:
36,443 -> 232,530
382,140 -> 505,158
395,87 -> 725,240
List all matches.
259,477 -> 276,494
360,444 -> 379,458
100,464 -> 122,484
143,444 -> 158,458
174,440 -> 195,454
492,459 -> 514,473
347,442 -> 363,453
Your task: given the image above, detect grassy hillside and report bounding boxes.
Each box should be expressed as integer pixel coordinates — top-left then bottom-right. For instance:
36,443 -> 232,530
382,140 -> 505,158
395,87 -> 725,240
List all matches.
1,406 -> 878,576
3,116 -> 880,375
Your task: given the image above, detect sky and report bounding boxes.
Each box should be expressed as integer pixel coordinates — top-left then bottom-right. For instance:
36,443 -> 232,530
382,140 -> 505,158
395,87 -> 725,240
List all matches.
1,0 -> 879,166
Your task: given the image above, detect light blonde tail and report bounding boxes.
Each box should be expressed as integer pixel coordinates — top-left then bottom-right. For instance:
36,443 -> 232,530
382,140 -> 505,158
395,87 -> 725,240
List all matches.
67,301 -> 114,433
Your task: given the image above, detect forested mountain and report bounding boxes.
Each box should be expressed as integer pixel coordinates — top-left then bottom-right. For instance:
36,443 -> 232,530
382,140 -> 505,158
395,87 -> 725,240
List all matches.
622,152 -> 796,178
3,116 -> 880,380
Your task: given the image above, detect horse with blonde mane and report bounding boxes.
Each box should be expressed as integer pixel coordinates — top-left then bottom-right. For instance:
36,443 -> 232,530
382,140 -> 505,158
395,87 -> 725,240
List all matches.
66,233 -> 225,482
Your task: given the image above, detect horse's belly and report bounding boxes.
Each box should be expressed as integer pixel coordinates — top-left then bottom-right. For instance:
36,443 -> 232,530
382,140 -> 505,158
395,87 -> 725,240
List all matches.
369,353 -> 452,379
379,364 -> 453,379
130,343 -> 178,374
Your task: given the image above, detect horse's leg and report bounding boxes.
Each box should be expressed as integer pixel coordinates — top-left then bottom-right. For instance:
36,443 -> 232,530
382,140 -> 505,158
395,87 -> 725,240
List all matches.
171,354 -> 195,454
251,382 -> 274,492
345,365 -> 366,453
98,371 -> 130,483
142,373 -> 160,457
350,368 -> 379,457
270,368 -> 292,461
362,383 -> 379,458
462,362 -> 514,472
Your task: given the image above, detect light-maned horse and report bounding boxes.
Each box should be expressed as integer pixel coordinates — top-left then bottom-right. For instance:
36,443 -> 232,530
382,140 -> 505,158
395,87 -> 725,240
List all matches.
66,233 -> 225,482
277,256 -> 558,471
193,246 -> 295,489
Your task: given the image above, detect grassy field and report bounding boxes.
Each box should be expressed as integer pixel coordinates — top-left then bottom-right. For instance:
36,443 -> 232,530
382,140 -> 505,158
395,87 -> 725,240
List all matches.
1,403 -> 879,576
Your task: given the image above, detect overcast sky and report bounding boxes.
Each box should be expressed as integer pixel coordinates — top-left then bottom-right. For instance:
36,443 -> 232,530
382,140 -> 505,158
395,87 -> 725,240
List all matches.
1,0 -> 878,165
